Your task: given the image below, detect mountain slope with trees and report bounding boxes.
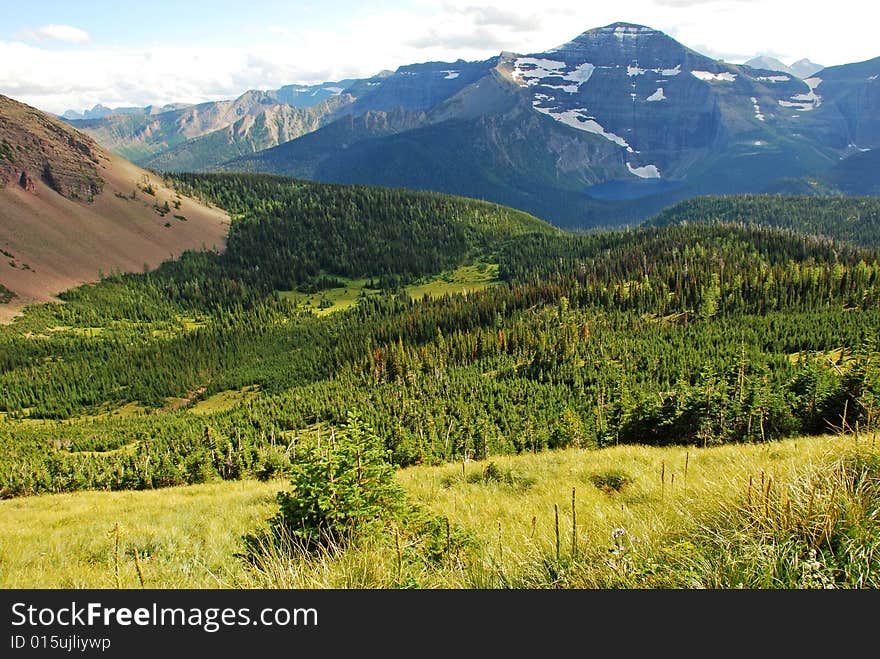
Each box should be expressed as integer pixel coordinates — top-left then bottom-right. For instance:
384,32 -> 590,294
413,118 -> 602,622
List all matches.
1,173 -> 877,498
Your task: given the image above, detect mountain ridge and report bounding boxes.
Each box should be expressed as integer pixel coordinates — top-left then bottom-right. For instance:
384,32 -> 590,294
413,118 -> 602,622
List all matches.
59,21 -> 880,228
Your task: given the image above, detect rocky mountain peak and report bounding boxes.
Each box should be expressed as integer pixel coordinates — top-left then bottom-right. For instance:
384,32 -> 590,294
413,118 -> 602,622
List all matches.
790,58 -> 824,78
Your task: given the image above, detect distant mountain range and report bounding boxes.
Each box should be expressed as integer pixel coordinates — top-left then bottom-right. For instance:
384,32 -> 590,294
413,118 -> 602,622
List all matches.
744,56 -> 824,79
61,102 -> 193,121
62,22 -> 880,228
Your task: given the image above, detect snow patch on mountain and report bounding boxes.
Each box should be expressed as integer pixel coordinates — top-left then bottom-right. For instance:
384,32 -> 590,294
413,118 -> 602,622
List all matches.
440,70 -> 460,80
532,104 -> 633,151
565,63 -> 596,84
628,64 -> 681,78
750,97 -> 765,121
609,25 -> 656,41
627,162 -> 661,178
756,75 -> 790,83
778,77 -> 822,111
513,58 -> 595,89
691,71 -> 737,82
646,88 -> 666,102
513,58 -> 566,86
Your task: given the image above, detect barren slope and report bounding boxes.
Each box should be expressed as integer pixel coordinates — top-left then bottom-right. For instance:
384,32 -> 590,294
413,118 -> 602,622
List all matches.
0,95 -> 230,322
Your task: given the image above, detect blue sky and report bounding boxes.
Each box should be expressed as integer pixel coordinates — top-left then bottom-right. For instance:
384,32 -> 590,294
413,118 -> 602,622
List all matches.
1,0 -> 877,114
0,1 -> 376,48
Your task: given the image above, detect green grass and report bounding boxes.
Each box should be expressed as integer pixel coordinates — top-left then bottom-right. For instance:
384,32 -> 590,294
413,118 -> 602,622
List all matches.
188,385 -> 261,416
0,480 -> 282,588
280,263 -> 499,316
279,277 -> 377,315
2,432 -> 877,589
0,401 -> 148,425
404,263 -> 498,300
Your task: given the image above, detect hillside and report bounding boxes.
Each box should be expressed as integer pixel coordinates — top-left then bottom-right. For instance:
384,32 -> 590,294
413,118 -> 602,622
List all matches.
822,149 -> 880,195
650,194 -> 880,247
0,94 -> 230,321
168,172 -> 557,289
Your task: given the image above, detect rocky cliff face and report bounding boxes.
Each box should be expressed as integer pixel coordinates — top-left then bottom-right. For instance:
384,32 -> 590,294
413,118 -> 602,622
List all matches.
222,106 -> 429,178
67,88 -> 352,165
0,95 -> 104,200
811,57 -> 880,149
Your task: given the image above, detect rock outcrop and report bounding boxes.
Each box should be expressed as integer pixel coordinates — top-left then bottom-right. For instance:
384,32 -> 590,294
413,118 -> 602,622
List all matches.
0,94 -> 104,200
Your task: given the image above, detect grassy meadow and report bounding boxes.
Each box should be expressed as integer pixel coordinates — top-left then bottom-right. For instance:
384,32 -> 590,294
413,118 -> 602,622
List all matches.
2,432 -> 876,589
279,263 -> 498,315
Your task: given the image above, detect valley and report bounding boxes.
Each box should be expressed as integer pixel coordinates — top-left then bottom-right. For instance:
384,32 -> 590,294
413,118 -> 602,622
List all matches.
1,16 -> 879,593
1,166 -> 878,589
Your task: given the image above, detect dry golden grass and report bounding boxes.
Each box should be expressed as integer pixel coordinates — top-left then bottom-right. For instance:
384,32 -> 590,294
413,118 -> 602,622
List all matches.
0,480 -> 281,588
2,433 -> 875,589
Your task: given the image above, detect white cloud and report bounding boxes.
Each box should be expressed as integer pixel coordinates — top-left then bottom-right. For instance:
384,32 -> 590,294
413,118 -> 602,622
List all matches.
19,24 -> 91,44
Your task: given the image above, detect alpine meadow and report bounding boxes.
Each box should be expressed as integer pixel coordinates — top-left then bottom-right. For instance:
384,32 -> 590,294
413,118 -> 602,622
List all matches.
1,4 -> 879,596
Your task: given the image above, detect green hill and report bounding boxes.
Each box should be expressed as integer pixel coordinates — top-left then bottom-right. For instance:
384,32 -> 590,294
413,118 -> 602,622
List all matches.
168,172 -> 558,291
650,194 -> 880,248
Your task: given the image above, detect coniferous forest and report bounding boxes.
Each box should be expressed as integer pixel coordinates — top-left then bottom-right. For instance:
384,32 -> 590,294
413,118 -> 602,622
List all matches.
1,175 -> 878,499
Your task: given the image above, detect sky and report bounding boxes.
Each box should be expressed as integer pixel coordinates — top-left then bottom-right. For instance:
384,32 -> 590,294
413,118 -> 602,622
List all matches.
1,0 -> 877,115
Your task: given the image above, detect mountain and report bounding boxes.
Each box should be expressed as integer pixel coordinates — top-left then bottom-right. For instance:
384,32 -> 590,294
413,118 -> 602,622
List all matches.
743,56 -> 823,79
0,94 -> 229,321
221,22 -> 859,228
67,22 -> 879,229
274,80 -> 359,108
64,83 -> 358,168
61,103 -> 192,121
66,90 -> 296,163
744,56 -> 796,76
141,96 -> 351,172
790,58 -> 824,79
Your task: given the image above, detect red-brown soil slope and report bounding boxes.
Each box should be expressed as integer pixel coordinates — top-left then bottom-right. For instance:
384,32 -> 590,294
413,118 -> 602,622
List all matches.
0,94 -> 230,322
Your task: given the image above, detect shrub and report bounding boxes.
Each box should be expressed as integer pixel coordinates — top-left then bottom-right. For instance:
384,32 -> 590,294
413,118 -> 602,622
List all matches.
269,411 -> 405,550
